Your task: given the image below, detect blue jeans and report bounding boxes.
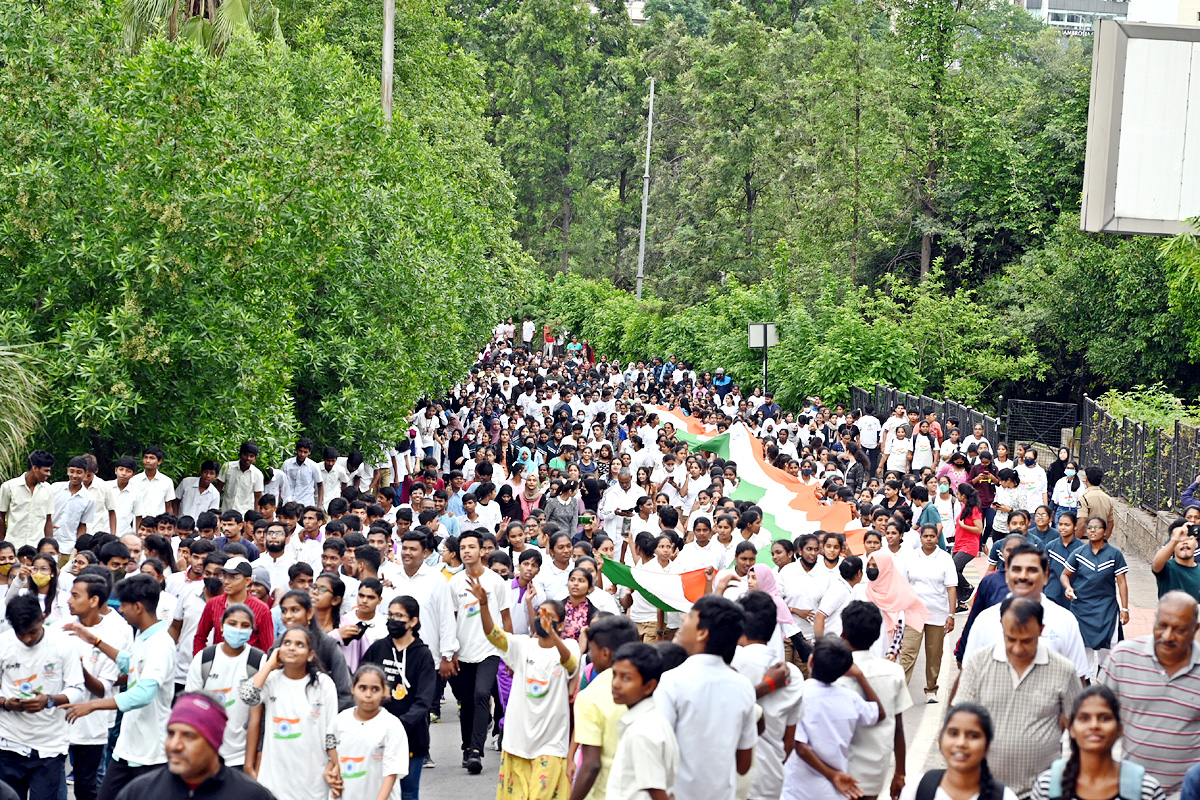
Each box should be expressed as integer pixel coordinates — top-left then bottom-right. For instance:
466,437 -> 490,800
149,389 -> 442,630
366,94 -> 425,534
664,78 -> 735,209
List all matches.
399,755 -> 424,800
1184,762 -> 1200,800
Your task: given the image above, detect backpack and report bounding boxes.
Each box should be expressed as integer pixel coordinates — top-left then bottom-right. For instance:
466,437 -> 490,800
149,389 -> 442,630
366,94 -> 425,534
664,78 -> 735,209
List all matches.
915,770 -> 1007,800
1046,758 -> 1145,800
199,645 -> 265,684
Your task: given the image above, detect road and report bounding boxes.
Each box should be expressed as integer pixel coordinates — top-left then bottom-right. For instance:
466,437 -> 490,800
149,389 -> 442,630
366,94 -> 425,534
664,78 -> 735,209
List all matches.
413,551 -> 1166,798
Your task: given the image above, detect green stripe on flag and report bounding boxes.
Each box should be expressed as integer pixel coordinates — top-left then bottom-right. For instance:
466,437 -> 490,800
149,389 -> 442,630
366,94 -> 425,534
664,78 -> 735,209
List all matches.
694,432 -> 731,460
601,559 -> 683,613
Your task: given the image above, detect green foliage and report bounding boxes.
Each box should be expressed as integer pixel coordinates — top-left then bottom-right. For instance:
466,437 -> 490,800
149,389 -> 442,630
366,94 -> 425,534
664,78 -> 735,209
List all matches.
1098,385 -> 1200,430
0,345 -> 44,475
0,0 -> 523,472
644,0 -> 711,35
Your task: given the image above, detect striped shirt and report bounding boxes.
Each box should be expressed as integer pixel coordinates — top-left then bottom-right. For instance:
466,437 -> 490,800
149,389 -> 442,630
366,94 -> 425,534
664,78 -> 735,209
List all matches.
1028,764 -> 1165,800
1098,637 -> 1200,795
958,641 -> 1081,796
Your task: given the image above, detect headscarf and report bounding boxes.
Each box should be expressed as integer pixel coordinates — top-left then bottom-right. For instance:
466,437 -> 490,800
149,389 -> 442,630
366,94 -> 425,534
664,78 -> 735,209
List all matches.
447,429 -> 467,467
496,485 -> 523,521
516,446 -> 536,474
752,564 -> 792,626
863,549 -> 929,632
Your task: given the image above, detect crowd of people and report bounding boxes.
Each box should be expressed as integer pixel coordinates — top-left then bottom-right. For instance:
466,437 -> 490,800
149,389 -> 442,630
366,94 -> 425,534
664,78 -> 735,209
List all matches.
0,320 -> 1197,800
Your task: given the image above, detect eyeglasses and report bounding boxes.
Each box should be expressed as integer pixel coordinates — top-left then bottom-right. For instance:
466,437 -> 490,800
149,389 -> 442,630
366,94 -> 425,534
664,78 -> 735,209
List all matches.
387,614 -> 409,622
310,585 -> 333,595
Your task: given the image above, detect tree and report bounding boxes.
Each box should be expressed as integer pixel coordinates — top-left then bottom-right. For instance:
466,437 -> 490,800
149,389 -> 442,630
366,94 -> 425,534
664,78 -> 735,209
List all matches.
0,0 -> 523,471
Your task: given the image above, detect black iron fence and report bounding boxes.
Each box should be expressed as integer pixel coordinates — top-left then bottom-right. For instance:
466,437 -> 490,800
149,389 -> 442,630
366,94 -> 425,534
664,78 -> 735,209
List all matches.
849,383 -> 1199,515
848,384 -> 1001,449
1079,395 -> 1200,515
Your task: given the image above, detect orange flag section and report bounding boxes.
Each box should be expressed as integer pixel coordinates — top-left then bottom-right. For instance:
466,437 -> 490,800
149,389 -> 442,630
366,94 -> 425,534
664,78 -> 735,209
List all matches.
680,569 -> 708,604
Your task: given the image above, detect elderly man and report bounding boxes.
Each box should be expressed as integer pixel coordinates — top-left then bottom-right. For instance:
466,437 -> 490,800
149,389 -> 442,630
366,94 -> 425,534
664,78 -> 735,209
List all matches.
112,692 -> 276,800
1099,591 -> 1200,797
957,596 -> 1081,797
599,468 -> 647,539
961,543 -> 1090,679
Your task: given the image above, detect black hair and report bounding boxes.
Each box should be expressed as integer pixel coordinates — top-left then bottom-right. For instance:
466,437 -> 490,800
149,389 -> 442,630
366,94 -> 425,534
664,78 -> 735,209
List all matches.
358,577 -> 384,597
316,572 -> 345,626
1007,542 -> 1048,573
142,445 -> 165,461
73,573 -> 111,605
612,642 -> 665,685
99,541 -> 130,563
355,545 -> 382,574
940,704 -> 1000,800
691,595 -> 744,664
794,532 -> 819,551
840,600 -> 882,650
190,538 -> 217,556
586,614 -> 638,653
278,624 -> 327,688
28,450 -> 55,469
5,593 -> 44,632
811,635 -> 854,684
652,640 -> 689,672
737,591 -> 778,643
518,549 -> 543,566
1059,685 -> 1121,800
322,537 -> 347,556
196,512 -> 219,530
223,602 -> 256,629
280,588 -> 319,634
288,562 -> 315,582
114,573 -> 161,615
999,594 -> 1044,627
388,595 -> 422,635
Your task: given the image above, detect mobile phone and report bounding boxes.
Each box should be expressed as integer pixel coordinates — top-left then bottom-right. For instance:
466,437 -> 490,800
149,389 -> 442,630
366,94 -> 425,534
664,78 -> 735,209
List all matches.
1188,524 -> 1200,539
579,515 -> 594,524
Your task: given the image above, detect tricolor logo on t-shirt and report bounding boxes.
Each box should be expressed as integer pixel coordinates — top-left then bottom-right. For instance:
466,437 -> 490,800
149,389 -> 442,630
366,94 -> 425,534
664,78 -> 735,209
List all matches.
12,674 -> 41,697
525,676 -> 550,699
464,600 -> 481,618
272,717 -> 302,740
341,756 -> 366,778
212,687 -> 235,708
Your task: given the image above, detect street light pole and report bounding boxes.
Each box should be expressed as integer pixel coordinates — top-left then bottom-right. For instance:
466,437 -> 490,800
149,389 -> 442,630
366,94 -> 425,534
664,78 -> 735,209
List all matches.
382,0 -> 394,123
635,77 -> 655,300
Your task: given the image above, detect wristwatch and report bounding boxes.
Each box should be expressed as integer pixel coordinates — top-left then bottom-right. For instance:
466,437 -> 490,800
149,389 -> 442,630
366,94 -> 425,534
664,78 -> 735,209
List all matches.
45,696 -> 55,709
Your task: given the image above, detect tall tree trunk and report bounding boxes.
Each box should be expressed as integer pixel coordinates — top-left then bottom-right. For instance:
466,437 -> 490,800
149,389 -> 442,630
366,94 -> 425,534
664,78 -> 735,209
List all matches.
744,171 -> 756,254
169,0 -> 181,39
560,136 -> 572,274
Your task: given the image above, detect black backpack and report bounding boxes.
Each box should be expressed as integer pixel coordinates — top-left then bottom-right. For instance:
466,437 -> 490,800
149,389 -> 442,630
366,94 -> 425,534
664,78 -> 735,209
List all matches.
916,770 -> 1007,800
199,645 -> 265,684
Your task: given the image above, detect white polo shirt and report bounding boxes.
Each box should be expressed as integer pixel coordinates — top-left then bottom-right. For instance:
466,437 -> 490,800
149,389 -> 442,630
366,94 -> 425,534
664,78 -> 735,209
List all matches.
778,560 -> 830,639
282,457 -> 321,506
175,477 -> 220,521
129,471 -> 175,518
218,461 -> 264,513
902,547 -> 958,626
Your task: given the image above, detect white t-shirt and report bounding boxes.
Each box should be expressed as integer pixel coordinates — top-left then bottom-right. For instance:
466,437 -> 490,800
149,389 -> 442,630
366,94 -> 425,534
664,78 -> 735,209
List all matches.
129,471 -> 176,518
732,644 -> 803,800
900,781 -> 1019,800
836,651 -> 914,796
334,708 -> 409,800
0,627 -> 85,755
449,568 -> 513,663
499,634 -> 580,760
113,621 -> 178,765
172,581 -> 211,682
184,644 -> 257,765
253,671 -> 339,800
62,611 -> 134,746
175,478 -> 221,522
911,435 -> 936,471
857,416 -> 882,449
900,548 -> 957,626
885,437 -> 913,472
318,463 -> 351,510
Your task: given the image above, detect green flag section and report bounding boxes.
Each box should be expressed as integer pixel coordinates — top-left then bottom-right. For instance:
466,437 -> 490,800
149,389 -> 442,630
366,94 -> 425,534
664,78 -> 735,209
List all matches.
601,559 -> 709,613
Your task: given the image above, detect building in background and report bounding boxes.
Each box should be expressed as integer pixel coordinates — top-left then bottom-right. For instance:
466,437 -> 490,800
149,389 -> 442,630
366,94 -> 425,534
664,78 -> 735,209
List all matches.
1019,0 -> 1129,35
1126,0 -> 1200,24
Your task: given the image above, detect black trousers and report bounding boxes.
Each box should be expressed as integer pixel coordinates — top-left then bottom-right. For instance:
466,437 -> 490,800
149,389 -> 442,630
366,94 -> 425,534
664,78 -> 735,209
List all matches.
70,744 -> 106,800
448,656 -> 500,755
96,759 -> 155,800
0,749 -> 65,800
953,550 -> 975,600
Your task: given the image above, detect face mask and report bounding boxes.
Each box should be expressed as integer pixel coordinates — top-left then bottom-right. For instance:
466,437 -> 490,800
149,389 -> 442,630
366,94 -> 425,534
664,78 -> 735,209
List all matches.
1024,457 -> 1037,467
1064,469 -> 1076,478
386,619 -> 408,639
801,469 -> 812,477
266,542 -> 286,554
0,564 -> 11,576
865,566 -> 880,581
203,577 -> 223,597
30,573 -> 52,588
222,625 -> 252,649
939,484 -> 950,494
532,616 -> 558,639
112,567 -> 126,583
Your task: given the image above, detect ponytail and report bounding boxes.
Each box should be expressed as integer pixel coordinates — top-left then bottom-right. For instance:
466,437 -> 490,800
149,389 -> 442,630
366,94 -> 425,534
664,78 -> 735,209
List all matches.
977,758 -> 1001,800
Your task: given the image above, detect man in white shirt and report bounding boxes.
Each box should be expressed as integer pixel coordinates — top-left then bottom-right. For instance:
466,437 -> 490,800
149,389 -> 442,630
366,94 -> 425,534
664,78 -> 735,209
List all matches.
81,456 -> 116,536
656,595 -> 757,800
215,441 -> 264,514
107,456 -> 140,536
386,531 -> 459,678
317,447 -> 350,510
282,438 -> 322,507
0,449 -> 55,550
599,469 -> 647,539
62,574 -> 177,800
174,461 -> 221,521
960,544 -> 1090,679
521,315 -> 535,347
0,594 -> 86,800
733,593 -> 804,800
51,456 -> 95,553
855,408 -> 883,475
835,600 -> 912,800
129,446 -> 175,528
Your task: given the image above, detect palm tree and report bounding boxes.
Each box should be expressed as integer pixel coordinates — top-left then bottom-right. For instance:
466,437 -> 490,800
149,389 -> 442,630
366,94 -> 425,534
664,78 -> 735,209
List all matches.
0,345 -> 43,477
122,0 -> 283,56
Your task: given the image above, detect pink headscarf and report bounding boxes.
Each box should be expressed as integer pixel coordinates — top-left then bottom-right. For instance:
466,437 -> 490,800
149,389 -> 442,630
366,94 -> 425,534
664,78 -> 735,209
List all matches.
864,550 -> 929,632
752,564 -> 793,626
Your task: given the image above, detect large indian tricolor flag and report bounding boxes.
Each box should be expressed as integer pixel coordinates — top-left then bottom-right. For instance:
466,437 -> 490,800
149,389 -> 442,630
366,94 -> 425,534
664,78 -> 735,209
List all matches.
651,407 -> 869,558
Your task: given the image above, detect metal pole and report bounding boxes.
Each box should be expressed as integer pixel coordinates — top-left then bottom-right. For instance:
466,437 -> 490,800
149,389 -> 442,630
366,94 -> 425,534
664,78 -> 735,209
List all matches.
762,346 -> 768,394
382,0 -> 394,123
635,77 -> 655,300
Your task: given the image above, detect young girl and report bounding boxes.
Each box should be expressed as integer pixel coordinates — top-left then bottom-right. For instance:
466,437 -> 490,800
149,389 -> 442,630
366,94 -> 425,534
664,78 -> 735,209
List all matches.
184,603 -> 264,768
334,665 -> 409,800
5,552 -> 67,624
901,704 -> 1019,800
243,626 -> 341,800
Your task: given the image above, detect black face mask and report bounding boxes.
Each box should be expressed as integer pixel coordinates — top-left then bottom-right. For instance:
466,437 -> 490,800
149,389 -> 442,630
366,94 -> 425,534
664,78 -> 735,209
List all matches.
866,566 -> 880,581
203,577 -> 223,597
532,617 -> 558,639
386,619 -> 408,639
266,542 -> 286,554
